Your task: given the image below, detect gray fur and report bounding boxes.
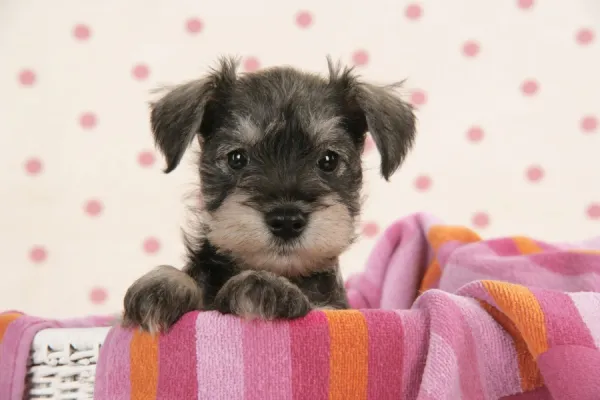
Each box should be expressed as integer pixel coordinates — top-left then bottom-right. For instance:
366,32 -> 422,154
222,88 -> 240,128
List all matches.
122,56 -> 416,332
122,265 -> 203,334
214,270 -> 311,320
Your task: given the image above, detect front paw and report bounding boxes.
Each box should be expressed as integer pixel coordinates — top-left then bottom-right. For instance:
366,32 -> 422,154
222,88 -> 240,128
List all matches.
122,265 -> 203,333
214,270 -> 311,320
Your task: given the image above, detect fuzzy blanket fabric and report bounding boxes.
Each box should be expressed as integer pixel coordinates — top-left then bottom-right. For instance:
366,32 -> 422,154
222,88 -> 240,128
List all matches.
93,213 -> 600,400
2,213 -> 600,399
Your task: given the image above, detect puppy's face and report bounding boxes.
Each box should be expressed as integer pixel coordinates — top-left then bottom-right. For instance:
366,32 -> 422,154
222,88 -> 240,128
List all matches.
150,57 -> 416,275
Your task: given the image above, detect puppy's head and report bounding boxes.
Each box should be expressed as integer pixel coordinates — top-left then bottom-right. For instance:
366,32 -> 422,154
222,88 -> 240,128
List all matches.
150,57 -> 416,275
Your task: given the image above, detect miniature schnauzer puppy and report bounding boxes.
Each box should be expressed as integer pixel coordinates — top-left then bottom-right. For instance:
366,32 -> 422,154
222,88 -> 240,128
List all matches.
122,57 -> 416,333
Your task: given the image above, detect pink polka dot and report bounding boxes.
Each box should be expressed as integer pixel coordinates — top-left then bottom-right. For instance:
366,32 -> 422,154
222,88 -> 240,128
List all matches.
363,135 -> 375,154
410,89 -> 427,106
243,57 -> 260,72
132,64 -> 149,80
138,151 -> 156,167
186,18 -> 203,34
143,237 -> 161,254
18,69 -> 36,86
29,246 -> 47,263
517,0 -> 534,9
576,28 -> 594,45
462,40 -> 480,57
472,212 -> 490,229
352,50 -> 369,66
296,11 -> 313,28
362,222 -> 380,238
84,199 -> 103,216
405,4 -> 422,20
414,175 -> 432,191
521,79 -> 539,96
587,203 -> 600,220
73,24 -> 91,40
79,112 -> 97,129
581,116 -> 597,133
526,165 -> 544,182
25,158 -> 43,175
89,287 -> 108,305
467,126 -> 484,142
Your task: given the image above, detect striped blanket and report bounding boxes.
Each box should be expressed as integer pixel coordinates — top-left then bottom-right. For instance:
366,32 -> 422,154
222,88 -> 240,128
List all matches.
2,213 -> 600,399
93,213 -> 600,400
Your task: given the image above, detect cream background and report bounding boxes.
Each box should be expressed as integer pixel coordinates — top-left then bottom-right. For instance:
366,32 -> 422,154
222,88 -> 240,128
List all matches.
0,0 -> 598,318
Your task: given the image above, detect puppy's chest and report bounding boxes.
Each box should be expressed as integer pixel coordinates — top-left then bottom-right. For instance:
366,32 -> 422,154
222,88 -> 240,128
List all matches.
189,258 -> 341,309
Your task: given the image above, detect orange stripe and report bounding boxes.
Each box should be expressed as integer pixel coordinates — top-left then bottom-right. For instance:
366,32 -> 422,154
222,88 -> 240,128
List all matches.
478,301 -> 543,391
0,313 -> 22,343
512,237 -> 543,255
324,310 -> 369,400
419,260 -> 441,292
482,281 -> 548,358
419,226 -> 481,291
130,330 -> 159,400
427,225 -> 481,251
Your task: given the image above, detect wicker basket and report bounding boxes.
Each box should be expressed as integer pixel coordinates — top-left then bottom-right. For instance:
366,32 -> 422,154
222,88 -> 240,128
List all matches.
26,327 -> 110,399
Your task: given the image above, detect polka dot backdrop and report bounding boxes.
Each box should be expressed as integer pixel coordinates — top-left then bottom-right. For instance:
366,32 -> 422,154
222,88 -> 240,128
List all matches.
0,0 -> 599,317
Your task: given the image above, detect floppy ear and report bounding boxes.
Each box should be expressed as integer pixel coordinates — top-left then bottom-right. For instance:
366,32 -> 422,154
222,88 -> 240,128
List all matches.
354,82 -> 416,180
328,59 -> 416,180
150,57 -> 238,173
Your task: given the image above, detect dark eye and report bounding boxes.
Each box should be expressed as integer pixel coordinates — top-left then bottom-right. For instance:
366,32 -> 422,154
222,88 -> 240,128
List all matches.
317,150 -> 339,173
227,150 -> 249,170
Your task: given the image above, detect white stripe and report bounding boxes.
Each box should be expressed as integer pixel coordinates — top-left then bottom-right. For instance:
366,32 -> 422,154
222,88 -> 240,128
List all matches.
568,292 -> 600,349
452,296 -> 522,400
419,332 -> 463,400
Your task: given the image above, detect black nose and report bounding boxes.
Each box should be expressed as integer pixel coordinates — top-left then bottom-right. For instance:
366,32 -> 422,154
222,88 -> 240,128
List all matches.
265,207 -> 308,240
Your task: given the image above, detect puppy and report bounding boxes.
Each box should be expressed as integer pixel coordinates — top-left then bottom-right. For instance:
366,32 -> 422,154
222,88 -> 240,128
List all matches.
122,57 -> 416,333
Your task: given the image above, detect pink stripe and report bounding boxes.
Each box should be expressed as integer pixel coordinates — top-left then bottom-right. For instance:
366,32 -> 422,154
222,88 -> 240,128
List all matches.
243,319 -> 293,400
415,393 -> 439,400
0,316 -> 58,399
569,292 -> 600,348
94,327 -> 133,400
479,238 -> 600,276
457,281 -> 500,308
57,315 -> 116,328
347,277 -> 380,309
0,314 -> 114,400
442,263 -> 600,294
419,333 -> 463,399
537,345 -> 600,399
530,289 -> 596,348
397,310 -> 428,399
157,312 -> 199,399
533,240 -> 560,252
486,238 -> 559,256
363,310 -> 403,399
428,294 -> 486,399
290,312 -> 330,400
196,312 -> 244,400
436,241 -> 464,268
380,216 -> 434,309
358,221 -> 406,308
528,251 -> 600,275
442,243 -> 600,292
358,214 -> 434,309
453,296 -> 522,399
485,238 -> 522,256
